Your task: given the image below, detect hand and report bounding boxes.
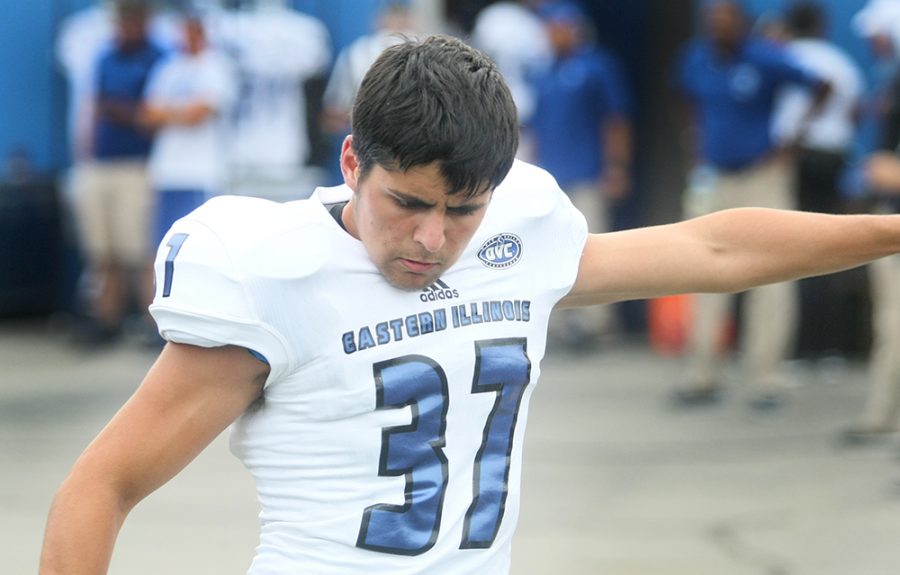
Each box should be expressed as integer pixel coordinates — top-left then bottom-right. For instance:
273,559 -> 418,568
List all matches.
865,152 -> 900,192
179,102 -> 212,126
601,164 -> 630,202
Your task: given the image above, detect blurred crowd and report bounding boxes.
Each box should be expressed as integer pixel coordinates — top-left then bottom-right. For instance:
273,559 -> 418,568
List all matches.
668,0 -> 900,447
8,0 -> 900,444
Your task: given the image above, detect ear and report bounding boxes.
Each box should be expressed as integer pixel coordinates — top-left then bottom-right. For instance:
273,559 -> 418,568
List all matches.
340,135 -> 360,192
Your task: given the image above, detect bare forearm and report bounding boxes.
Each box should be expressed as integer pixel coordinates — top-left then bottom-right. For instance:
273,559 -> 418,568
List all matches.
687,208 -> 900,292
40,344 -> 266,574
141,102 -> 215,129
97,99 -> 141,126
40,475 -> 130,575
565,207 -> 900,307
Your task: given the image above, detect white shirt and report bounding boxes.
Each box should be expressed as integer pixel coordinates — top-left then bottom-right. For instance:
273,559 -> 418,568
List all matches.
213,6 -> 331,174
145,49 -> 238,191
853,0 -> 900,50
771,38 -> 865,152
470,2 -> 552,124
149,160 -> 587,574
323,31 -> 409,114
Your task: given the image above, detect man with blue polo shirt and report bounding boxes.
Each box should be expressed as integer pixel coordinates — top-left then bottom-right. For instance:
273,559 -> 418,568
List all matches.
530,1 -> 633,349
74,0 -> 165,345
675,0 -> 830,409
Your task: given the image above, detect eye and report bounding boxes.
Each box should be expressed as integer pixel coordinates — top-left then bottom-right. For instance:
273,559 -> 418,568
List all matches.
390,194 -> 429,211
448,204 -> 482,217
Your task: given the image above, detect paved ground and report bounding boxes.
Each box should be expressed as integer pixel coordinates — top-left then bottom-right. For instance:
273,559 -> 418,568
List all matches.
4,318 -> 900,575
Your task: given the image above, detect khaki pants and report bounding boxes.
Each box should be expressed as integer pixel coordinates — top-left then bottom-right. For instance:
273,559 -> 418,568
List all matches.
862,254 -> 900,429
682,159 -> 797,392
74,160 -> 152,267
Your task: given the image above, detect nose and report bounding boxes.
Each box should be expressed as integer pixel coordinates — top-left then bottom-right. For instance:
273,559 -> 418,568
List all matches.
413,211 -> 447,253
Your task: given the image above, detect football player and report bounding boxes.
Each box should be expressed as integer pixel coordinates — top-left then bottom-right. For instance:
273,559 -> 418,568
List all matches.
41,35 -> 900,575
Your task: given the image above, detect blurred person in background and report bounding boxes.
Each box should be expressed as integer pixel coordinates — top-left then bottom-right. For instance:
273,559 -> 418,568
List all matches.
770,1 -> 865,365
73,0 -> 166,346
530,0 -> 633,351
56,0 -> 178,320
140,12 -> 237,270
469,0 -> 552,160
57,0 -> 118,170
319,0 -> 416,184
320,0 -> 417,138
56,0 -> 178,170
674,0 -> 830,409
214,0 -> 331,200
840,0 -> 900,444
847,151 -> 900,442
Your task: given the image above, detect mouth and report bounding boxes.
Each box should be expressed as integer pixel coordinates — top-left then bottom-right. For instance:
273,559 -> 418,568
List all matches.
398,258 -> 439,274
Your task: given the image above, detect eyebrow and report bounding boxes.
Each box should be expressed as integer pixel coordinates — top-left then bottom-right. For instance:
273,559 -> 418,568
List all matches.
386,188 -> 489,211
388,189 -> 435,207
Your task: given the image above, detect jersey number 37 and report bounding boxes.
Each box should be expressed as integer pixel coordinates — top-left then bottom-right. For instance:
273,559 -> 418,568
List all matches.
357,338 -> 530,556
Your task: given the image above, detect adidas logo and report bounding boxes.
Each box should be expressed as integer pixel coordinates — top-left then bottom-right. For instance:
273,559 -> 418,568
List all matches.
419,279 -> 460,302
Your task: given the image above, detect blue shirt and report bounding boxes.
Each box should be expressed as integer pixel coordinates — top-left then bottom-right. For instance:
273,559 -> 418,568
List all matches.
531,45 -> 631,188
93,41 -> 165,160
678,38 -> 819,170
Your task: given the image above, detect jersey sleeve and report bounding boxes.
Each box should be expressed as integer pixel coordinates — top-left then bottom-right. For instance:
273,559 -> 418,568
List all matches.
547,177 -> 589,294
498,161 -> 588,296
149,217 -> 293,384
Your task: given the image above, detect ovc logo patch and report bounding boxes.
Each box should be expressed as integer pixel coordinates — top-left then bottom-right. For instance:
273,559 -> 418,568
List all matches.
477,233 -> 523,269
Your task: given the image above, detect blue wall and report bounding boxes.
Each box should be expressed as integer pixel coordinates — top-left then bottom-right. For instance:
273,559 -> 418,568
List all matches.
0,0 -> 71,174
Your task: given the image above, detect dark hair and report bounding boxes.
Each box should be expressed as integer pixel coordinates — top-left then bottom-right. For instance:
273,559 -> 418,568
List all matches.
350,35 -> 519,198
786,2 -> 824,37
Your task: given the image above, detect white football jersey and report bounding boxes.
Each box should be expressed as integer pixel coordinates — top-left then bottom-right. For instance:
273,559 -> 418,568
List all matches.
149,160 -> 587,574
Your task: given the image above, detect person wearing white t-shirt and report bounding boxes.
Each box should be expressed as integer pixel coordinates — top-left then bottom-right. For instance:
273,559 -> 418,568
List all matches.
321,1 -> 416,137
772,2 -> 864,213
141,13 -> 238,249
470,0 -> 551,162
470,0 -> 551,128
39,35 -> 900,575
214,0 -> 331,197
771,2 -> 866,362
840,0 -> 900,444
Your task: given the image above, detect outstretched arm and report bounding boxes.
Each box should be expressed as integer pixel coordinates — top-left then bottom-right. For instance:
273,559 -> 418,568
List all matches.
39,343 -> 267,575
560,207 -> 900,308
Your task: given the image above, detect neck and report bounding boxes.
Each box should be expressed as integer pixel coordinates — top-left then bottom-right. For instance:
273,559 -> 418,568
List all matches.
341,200 -> 360,240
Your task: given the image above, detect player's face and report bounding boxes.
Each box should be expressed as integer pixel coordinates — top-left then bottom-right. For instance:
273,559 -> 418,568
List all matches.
340,137 -> 491,291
